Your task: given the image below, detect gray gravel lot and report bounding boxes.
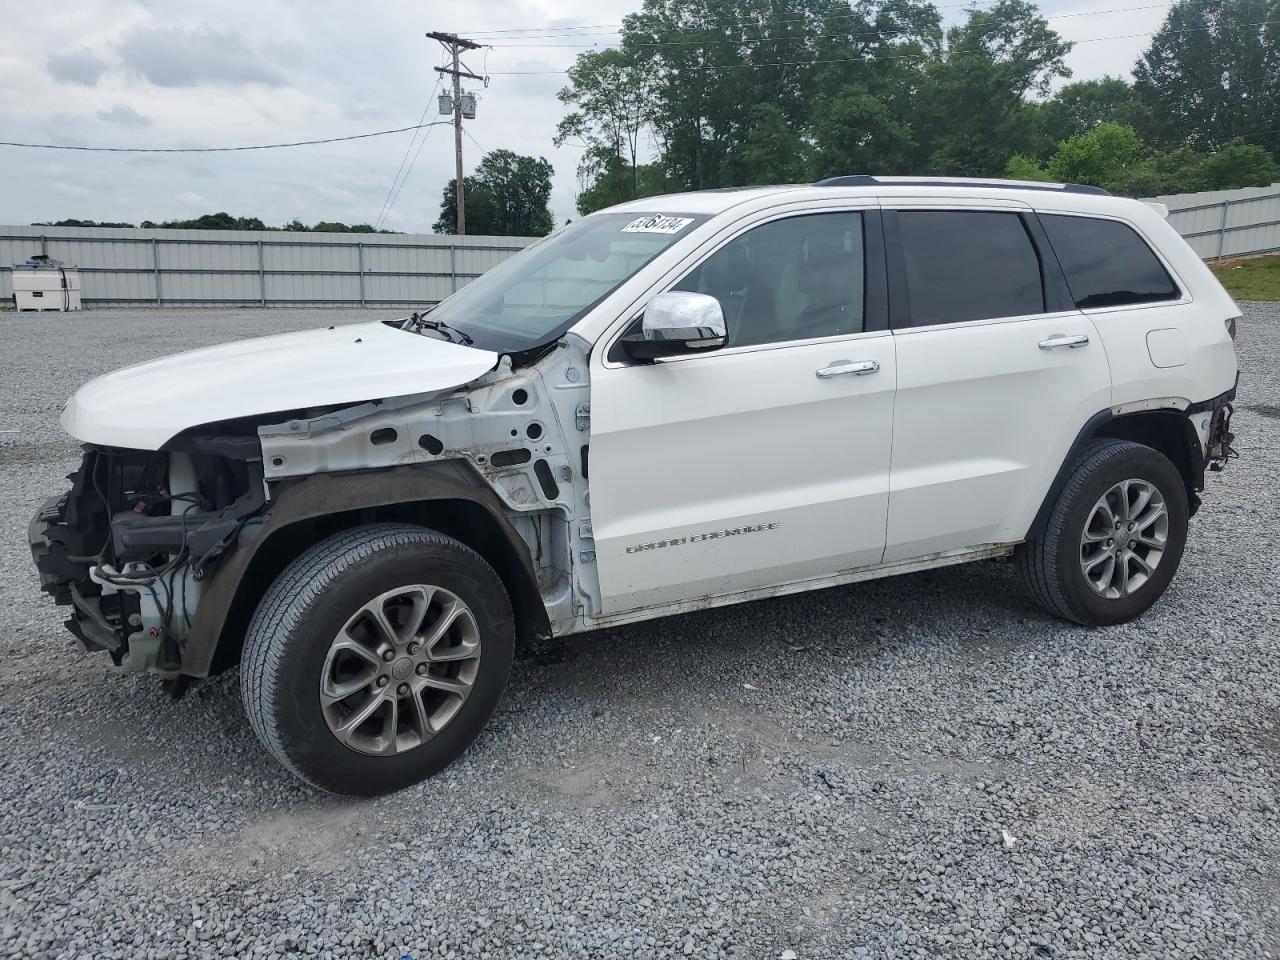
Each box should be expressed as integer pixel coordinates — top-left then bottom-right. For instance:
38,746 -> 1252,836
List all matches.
1,305 -> 1278,960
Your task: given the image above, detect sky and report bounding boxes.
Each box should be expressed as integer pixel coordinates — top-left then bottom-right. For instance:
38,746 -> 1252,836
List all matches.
0,0 -> 1176,233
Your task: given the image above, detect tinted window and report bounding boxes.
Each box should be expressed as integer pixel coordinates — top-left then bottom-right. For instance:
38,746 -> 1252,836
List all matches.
673,212 -> 864,348
1040,214 -> 1179,308
898,211 -> 1045,326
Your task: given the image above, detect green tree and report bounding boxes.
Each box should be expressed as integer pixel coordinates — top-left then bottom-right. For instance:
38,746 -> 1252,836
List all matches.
1047,122 -> 1145,186
434,150 -> 555,237
31,218 -> 136,228
435,177 -> 500,235
1004,152 -> 1052,182
1006,126 -> 1278,196
621,0 -> 941,189
311,221 -> 380,233
1033,76 -> 1153,151
1009,123 -> 1145,191
147,212 -> 269,230
574,158 -> 671,214
737,103 -> 809,184
918,0 -> 1072,176
556,48 -> 655,212
807,87 -> 916,179
1194,140 -> 1280,189
1133,0 -> 1280,154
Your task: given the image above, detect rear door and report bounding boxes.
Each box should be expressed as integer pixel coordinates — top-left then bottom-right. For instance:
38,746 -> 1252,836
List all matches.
882,202 -> 1113,562
587,204 -> 895,615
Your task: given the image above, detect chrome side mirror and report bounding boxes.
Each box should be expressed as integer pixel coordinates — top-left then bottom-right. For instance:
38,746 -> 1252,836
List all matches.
622,291 -> 727,361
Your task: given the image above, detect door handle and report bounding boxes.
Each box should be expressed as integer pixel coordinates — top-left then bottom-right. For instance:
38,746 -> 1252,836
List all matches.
816,359 -> 880,378
1039,333 -> 1090,350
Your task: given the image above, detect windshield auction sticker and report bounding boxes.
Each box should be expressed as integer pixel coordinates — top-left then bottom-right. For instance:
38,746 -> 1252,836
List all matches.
621,215 -> 694,235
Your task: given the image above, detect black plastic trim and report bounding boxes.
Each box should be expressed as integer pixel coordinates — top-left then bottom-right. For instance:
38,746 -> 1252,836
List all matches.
186,462 -> 550,677
862,209 -> 889,333
1026,410 -> 1115,539
1185,377 -> 1238,415
1021,212 -> 1075,313
880,209 -> 911,330
1026,397 -> 1231,538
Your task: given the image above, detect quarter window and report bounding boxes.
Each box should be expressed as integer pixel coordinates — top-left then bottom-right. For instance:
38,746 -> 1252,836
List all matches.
898,211 -> 1046,326
672,212 -> 865,348
1040,214 -> 1179,308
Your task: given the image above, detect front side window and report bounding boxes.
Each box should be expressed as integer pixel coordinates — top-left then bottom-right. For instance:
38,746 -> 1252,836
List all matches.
423,212 -> 707,352
1039,214 -> 1179,309
898,210 -> 1046,326
672,212 -> 865,348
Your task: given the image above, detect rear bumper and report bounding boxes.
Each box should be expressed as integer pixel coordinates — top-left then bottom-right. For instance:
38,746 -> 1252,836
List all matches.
1187,378 -> 1237,474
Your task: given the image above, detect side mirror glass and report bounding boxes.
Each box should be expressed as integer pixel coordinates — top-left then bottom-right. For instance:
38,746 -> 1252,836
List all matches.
622,291 -> 727,361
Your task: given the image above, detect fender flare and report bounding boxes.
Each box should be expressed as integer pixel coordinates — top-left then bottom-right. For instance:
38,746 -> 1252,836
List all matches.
183,461 -> 547,677
1026,404 -> 1207,541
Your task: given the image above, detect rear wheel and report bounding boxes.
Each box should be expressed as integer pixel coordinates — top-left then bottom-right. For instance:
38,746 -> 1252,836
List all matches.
1016,439 -> 1189,625
240,523 -> 514,795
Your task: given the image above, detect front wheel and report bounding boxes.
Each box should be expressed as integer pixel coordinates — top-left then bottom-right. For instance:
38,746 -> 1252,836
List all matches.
240,523 -> 515,795
1016,439 -> 1189,626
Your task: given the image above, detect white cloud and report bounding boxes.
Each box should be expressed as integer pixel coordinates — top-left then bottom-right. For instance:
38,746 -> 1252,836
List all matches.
46,48 -> 108,86
116,25 -> 285,87
98,103 -> 151,126
0,0 -> 1170,233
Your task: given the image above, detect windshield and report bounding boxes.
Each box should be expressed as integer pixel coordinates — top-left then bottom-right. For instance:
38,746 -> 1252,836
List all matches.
423,212 -> 707,352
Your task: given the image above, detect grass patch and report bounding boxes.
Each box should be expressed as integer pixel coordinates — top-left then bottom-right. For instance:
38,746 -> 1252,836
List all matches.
1211,254 -> 1280,301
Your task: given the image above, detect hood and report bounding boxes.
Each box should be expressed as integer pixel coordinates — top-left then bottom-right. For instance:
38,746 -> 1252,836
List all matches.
61,321 -> 498,450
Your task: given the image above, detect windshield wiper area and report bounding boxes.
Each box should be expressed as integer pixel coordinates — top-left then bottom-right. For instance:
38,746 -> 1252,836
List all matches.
401,311 -> 474,346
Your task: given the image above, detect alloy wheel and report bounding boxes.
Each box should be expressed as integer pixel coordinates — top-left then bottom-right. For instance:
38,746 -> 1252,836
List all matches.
319,585 -> 481,756
1079,478 -> 1169,599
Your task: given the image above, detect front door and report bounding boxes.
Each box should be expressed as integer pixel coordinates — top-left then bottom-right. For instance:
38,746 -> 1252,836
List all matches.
588,208 -> 896,615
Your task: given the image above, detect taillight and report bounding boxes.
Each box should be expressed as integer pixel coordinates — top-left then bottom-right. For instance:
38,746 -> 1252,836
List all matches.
1225,315 -> 1238,340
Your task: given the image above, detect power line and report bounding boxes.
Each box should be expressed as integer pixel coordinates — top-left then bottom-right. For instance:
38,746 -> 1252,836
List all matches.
482,0 -> 1222,46
485,20 -> 1278,74
0,122 -> 454,153
457,0 -> 1224,37
378,119 -> 442,230
374,75 -> 444,230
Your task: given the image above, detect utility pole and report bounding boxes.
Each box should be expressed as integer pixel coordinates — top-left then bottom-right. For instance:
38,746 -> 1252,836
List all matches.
427,32 -> 483,236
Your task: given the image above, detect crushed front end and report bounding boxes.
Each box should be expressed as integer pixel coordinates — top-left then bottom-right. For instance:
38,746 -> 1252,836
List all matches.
29,445 -> 264,676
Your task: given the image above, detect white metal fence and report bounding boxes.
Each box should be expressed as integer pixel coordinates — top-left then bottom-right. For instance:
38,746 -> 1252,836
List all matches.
0,225 -> 533,307
1143,182 -> 1280,261
4,186 -> 1278,309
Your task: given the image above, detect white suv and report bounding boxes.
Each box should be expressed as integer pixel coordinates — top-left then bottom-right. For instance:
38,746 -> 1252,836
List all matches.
29,176 -> 1239,794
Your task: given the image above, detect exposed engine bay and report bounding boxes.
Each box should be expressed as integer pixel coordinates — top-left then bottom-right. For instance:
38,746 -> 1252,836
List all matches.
30,444 -> 265,675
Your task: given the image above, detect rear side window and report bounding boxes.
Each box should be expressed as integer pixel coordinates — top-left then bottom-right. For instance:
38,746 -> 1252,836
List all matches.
1040,214 -> 1179,309
897,211 -> 1045,326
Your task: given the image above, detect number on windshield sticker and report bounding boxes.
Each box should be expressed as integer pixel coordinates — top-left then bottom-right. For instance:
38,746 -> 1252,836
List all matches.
621,216 -> 694,235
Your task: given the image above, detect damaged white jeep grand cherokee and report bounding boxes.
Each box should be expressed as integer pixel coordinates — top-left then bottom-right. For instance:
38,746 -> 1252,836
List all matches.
30,177 -> 1239,795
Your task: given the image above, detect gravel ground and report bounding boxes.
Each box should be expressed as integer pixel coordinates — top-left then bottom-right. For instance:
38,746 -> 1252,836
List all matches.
0,305 -> 1277,960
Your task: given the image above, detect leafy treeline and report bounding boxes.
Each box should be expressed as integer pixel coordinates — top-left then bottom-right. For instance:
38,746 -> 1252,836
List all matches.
556,0 -> 1280,213
434,149 -> 556,236
31,214 -> 395,233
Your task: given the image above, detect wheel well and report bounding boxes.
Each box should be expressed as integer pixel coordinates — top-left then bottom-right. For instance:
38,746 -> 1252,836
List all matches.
1091,410 -> 1203,505
209,499 -> 548,673
1028,407 -> 1204,542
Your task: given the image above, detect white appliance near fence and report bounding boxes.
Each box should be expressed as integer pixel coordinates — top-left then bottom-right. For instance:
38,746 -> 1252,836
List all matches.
12,262 -> 82,311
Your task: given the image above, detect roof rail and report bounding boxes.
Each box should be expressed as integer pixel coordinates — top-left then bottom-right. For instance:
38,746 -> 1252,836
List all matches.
814,175 -> 1110,196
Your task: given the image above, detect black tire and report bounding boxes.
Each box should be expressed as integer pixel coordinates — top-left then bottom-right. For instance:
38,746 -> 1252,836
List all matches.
240,523 -> 514,795
1016,439 -> 1189,626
